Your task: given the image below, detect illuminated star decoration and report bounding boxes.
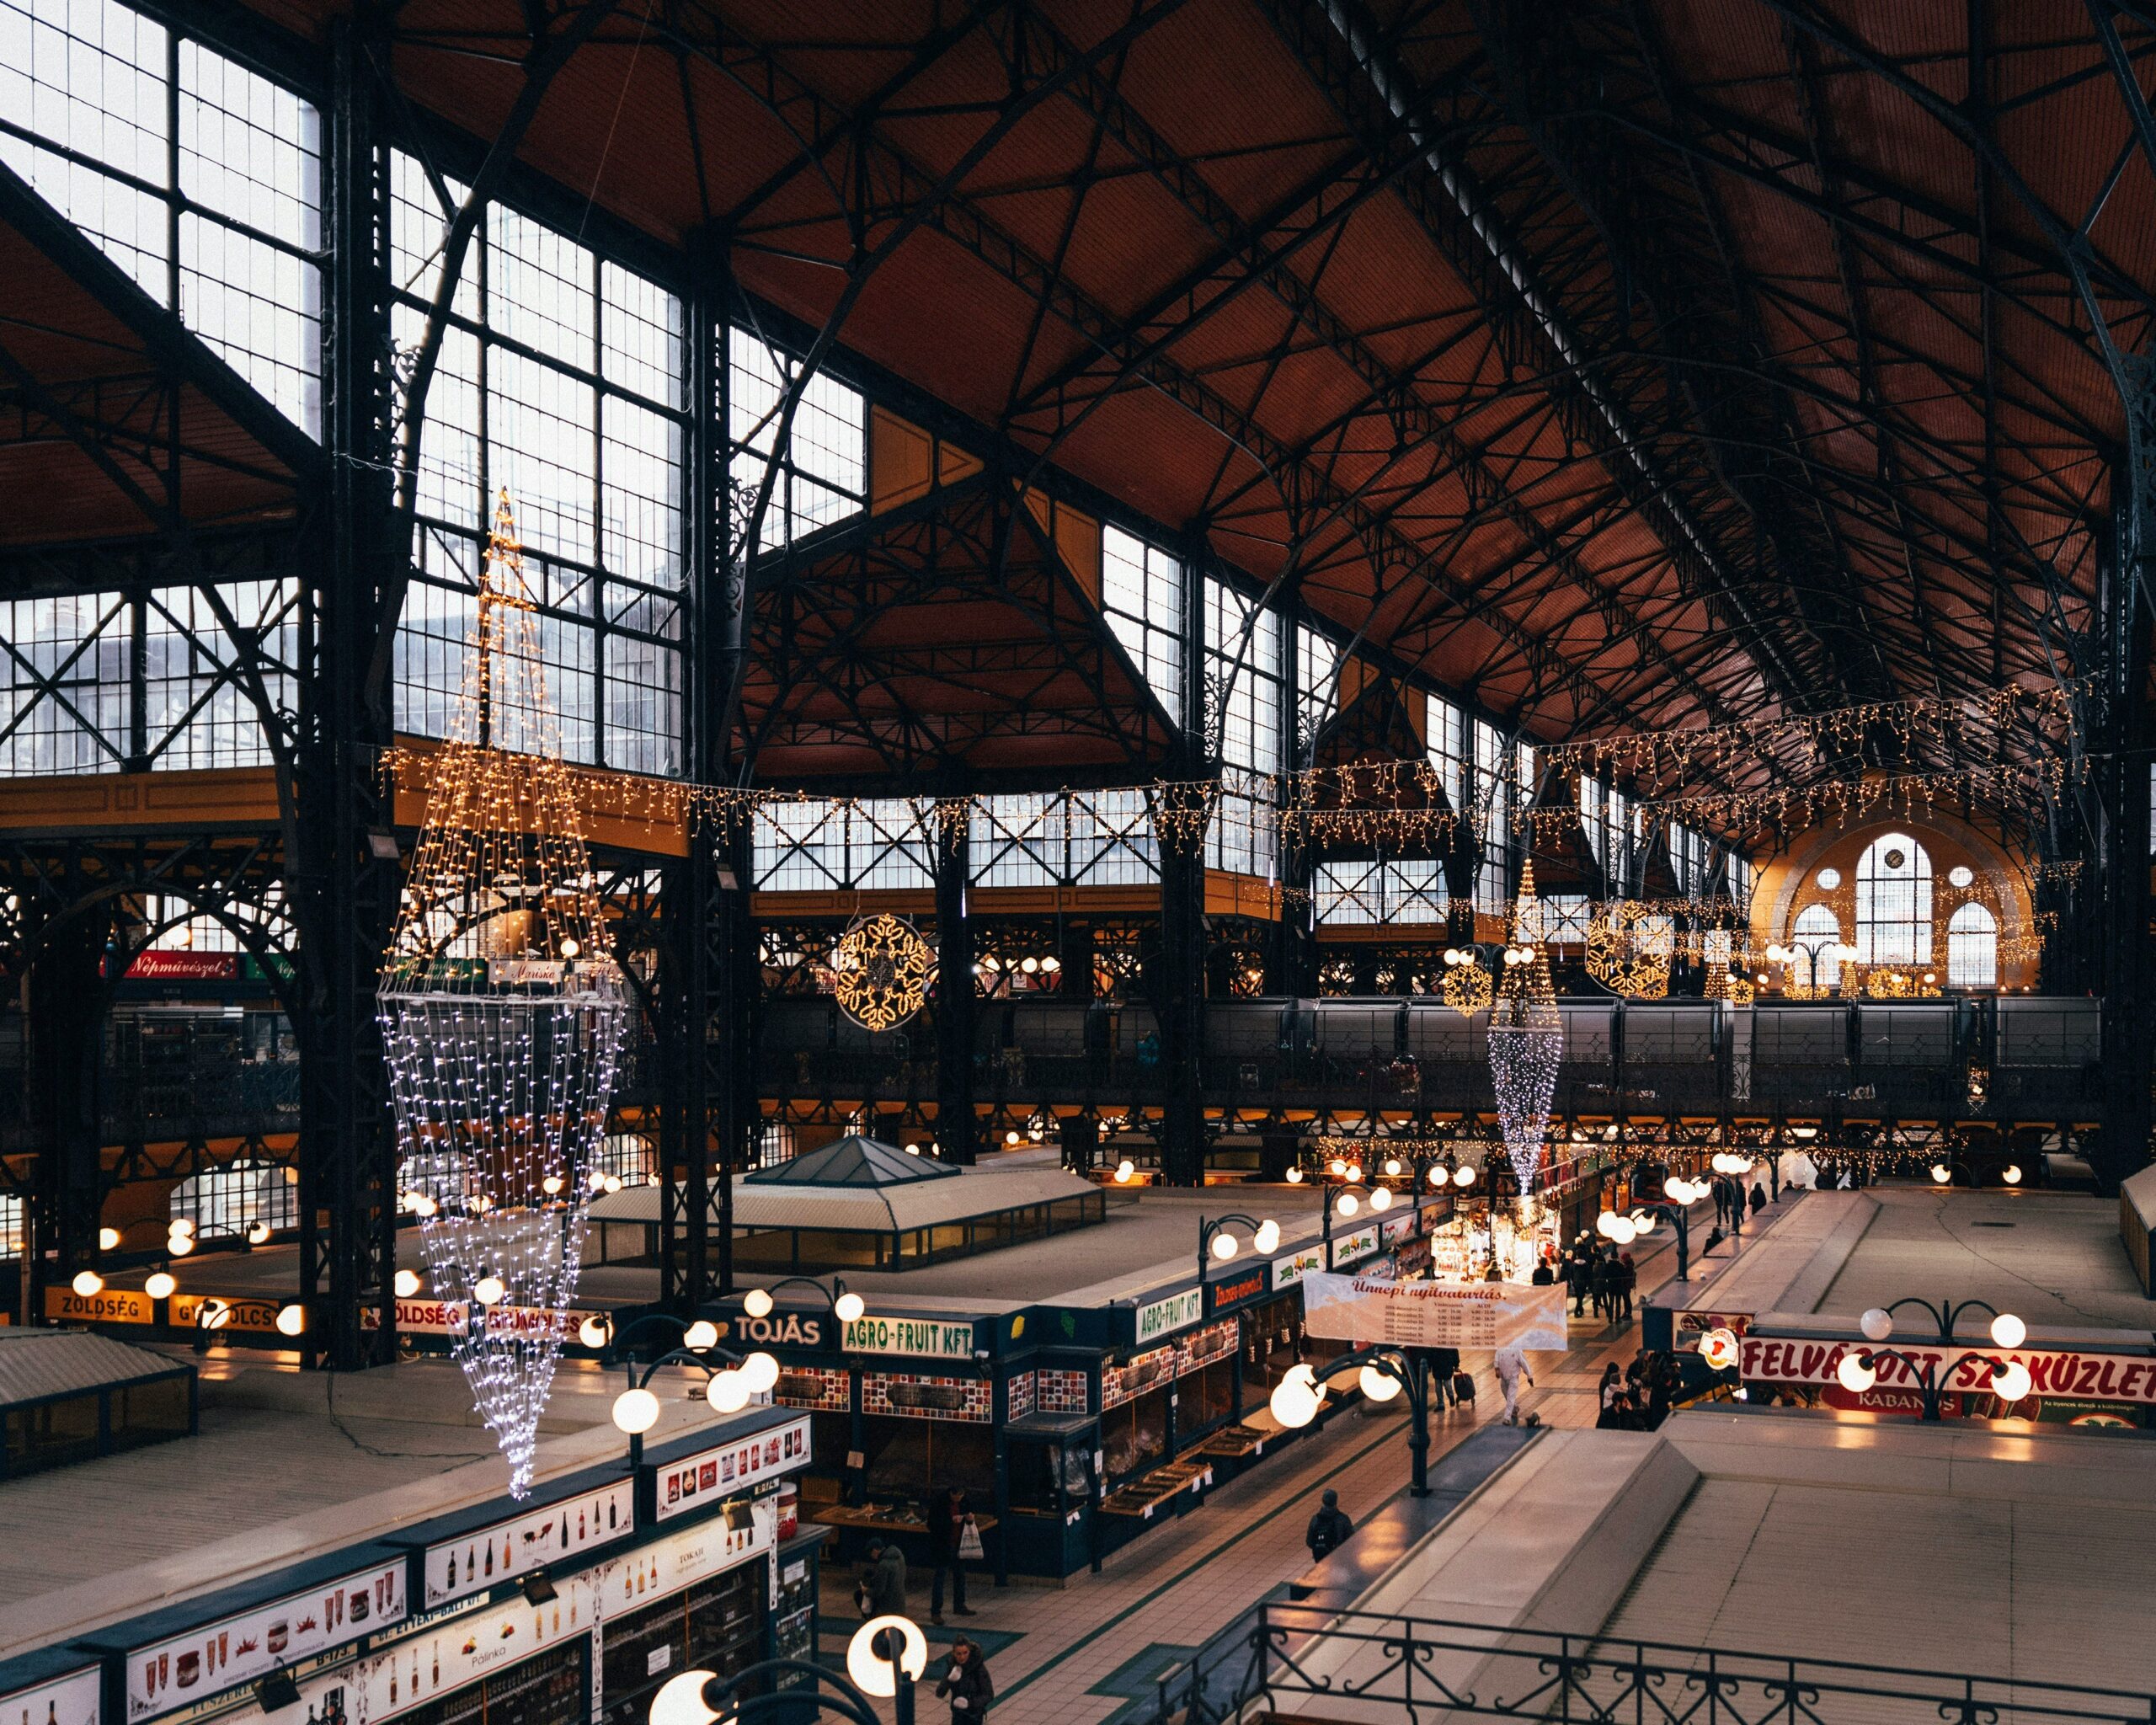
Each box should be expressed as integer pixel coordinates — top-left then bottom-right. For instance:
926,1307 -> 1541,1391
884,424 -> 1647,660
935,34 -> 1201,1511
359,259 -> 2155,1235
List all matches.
832,912 -> 936,1032
377,493 -> 629,1498
1488,862 -> 1563,1199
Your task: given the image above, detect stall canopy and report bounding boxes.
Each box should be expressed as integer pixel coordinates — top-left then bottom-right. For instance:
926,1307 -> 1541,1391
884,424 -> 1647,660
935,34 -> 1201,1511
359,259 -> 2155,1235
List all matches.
0,1328 -> 197,1477
591,1137 -> 1110,1270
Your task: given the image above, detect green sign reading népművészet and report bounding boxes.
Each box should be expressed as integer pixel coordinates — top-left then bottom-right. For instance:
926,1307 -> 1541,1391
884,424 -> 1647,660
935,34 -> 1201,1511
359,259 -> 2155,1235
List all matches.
842,1313 -> 976,1358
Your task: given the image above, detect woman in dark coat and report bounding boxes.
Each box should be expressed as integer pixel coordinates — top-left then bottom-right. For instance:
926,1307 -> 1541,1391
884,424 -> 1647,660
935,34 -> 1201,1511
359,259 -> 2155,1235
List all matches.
937,1637 -> 994,1719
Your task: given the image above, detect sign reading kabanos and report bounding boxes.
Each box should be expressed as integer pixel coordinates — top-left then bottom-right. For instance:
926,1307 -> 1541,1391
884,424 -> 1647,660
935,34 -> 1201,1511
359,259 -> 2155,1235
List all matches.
1742,1336 -> 2156,1403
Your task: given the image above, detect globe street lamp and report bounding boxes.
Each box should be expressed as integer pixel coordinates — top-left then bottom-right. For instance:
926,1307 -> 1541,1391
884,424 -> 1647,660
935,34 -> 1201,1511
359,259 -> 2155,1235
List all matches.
1833,1344 -> 2033,1422
740,1275 -> 867,1327
1198,1214 -> 1281,1287
1267,1345 -> 1434,1496
603,1313 -> 778,1467
1603,1193 -> 1697,1282
648,1616 -> 926,1725
1857,1297 -> 2025,1349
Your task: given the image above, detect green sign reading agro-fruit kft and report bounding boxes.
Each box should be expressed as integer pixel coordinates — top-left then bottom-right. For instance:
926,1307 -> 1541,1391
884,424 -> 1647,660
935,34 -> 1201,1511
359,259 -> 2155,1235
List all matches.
842,1314 -> 977,1358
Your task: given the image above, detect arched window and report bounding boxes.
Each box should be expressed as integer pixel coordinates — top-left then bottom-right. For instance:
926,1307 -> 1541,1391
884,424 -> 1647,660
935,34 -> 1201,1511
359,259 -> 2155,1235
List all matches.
171,1158 -> 298,1240
1855,833 -> 1932,965
1947,901 -> 1998,989
1792,903 -> 1844,990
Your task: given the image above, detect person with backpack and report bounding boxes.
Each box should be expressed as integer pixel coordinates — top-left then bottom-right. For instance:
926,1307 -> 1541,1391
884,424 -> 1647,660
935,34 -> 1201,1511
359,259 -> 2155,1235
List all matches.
857,1539 -> 906,1619
1305,1487 -> 1353,1561
1428,1346 -> 1462,1409
1565,1249 -> 1592,1317
936,1637 -> 994,1719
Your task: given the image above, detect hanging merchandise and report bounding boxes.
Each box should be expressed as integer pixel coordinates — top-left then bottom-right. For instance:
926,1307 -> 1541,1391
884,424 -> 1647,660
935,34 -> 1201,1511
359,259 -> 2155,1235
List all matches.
1488,863 -> 1562,1198
831,912 -> 936,1031
377,494 -> 631,1498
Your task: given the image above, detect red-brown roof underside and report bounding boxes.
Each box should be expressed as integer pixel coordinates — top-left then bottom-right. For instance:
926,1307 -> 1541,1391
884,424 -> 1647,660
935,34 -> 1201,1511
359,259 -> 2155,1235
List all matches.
237,2 -> 2155,771
0,218 -> 300,546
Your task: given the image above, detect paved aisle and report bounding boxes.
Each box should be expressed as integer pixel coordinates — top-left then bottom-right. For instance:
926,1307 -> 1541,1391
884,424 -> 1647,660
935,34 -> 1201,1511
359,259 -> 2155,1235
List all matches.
819,1204 -> 1787,1725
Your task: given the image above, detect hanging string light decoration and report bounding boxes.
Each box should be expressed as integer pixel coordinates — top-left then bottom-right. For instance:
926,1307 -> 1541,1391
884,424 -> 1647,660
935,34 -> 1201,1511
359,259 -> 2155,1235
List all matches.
1488,862 -> 1563,1199
832,912 -> 935,1032
378,494 -> 629,1498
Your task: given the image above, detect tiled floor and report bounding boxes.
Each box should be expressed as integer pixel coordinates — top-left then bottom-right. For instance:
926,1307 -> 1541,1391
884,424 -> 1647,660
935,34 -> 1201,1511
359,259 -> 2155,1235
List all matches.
813,1209 -> 1741,1724
1819,1186 -> 2156,1328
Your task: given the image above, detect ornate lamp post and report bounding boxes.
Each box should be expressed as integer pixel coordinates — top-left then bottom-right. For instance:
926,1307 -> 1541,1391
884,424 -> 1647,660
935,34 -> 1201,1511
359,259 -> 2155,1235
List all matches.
1832,1299 -> 2031,1422
648,1616 -> 926,1725
1197,1213 -> 1281,1286
1266,1345 -> 1433,1496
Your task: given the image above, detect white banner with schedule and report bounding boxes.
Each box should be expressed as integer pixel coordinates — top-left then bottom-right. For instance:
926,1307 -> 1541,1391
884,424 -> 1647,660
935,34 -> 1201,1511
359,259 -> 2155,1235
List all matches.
1299,1274 -> 1568,1353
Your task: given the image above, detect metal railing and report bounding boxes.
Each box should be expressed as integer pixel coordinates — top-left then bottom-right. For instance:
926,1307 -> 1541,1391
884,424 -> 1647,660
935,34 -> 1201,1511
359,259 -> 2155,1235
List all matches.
1149,1604 -> 2156,1725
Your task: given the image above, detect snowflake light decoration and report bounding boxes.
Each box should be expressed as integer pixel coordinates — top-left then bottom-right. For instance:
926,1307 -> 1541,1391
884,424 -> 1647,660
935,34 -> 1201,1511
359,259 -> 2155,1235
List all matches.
1488,862 -> 1562,1197
377,494 -> 628,1498
1441,957 -> 1492,1017
832,913 -> 935,1031
1585,901 -> 1673,998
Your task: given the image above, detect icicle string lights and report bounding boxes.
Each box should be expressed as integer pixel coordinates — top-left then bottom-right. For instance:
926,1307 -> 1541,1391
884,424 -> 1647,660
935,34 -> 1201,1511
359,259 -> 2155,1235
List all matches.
376,681 -> 2079,855
378,494 -> 630,1498
1487,862 -> 1563,1197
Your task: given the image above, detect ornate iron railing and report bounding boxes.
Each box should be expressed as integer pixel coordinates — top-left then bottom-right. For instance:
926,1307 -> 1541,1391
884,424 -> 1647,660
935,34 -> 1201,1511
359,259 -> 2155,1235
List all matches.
1149,1604 -> 2156,1725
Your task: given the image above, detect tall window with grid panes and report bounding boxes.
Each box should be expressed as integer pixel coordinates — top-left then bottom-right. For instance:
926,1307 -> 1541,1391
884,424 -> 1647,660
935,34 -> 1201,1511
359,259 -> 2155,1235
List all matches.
1295,621 -> 1342,758
1472,719 -> 1513,914
1203,572 -> 1281,877
1101,526 -> 1184,721
727,326 -> 866,549
388,154 -> 688,772
0,0 -> 316,774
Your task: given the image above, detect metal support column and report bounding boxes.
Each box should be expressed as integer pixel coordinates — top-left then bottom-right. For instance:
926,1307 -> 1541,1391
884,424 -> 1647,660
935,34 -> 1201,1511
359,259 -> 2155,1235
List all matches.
660,231 -> 743,1309
1158,537 -> 1209,1187
300,22 -> 399,1368
26,910 -> 109,1300
2095,367 -> 2156,1188
936,809 -> 978,1165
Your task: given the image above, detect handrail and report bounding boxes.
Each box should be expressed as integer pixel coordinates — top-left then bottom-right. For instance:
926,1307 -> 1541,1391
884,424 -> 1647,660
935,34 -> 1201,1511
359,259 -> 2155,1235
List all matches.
1150,1602 -> 2156,1725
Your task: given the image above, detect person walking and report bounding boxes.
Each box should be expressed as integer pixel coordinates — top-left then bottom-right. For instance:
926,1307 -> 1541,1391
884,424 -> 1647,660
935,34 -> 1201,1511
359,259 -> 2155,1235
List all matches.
1494,1342 -> 1534,1425
927,1485 -> 978,1625
1428,1346 -> 1462,1409
936,1637 -> 994,1720
1749,1181 -> 1768,1217
1305,1487 -> 1353,1561
1614,1252 -> 1636,1321
1565,1250 -> 1591,1317
859,1539 -> 907,1619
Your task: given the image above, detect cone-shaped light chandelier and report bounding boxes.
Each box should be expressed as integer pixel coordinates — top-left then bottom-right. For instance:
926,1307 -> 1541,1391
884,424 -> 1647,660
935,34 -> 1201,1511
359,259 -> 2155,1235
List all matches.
378,494 -> 629,1496
1488,860 -> 1562,1198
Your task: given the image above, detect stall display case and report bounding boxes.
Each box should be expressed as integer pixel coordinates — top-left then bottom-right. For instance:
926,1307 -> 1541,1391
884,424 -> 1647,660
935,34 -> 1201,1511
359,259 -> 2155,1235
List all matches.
598,1557 -> 760,1725
997,1413 -> 1097,1578
405,1642 -> 586,1725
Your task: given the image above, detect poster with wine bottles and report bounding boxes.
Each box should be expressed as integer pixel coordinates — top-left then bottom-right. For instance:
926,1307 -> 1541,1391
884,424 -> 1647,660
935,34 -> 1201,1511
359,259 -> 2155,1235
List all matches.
419,1482 -> 637,1609
125,1561 -> 407,1722
648,1417 -> 810,1523
347,1568 -> 605,1725
2,1666 -> 100,1725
